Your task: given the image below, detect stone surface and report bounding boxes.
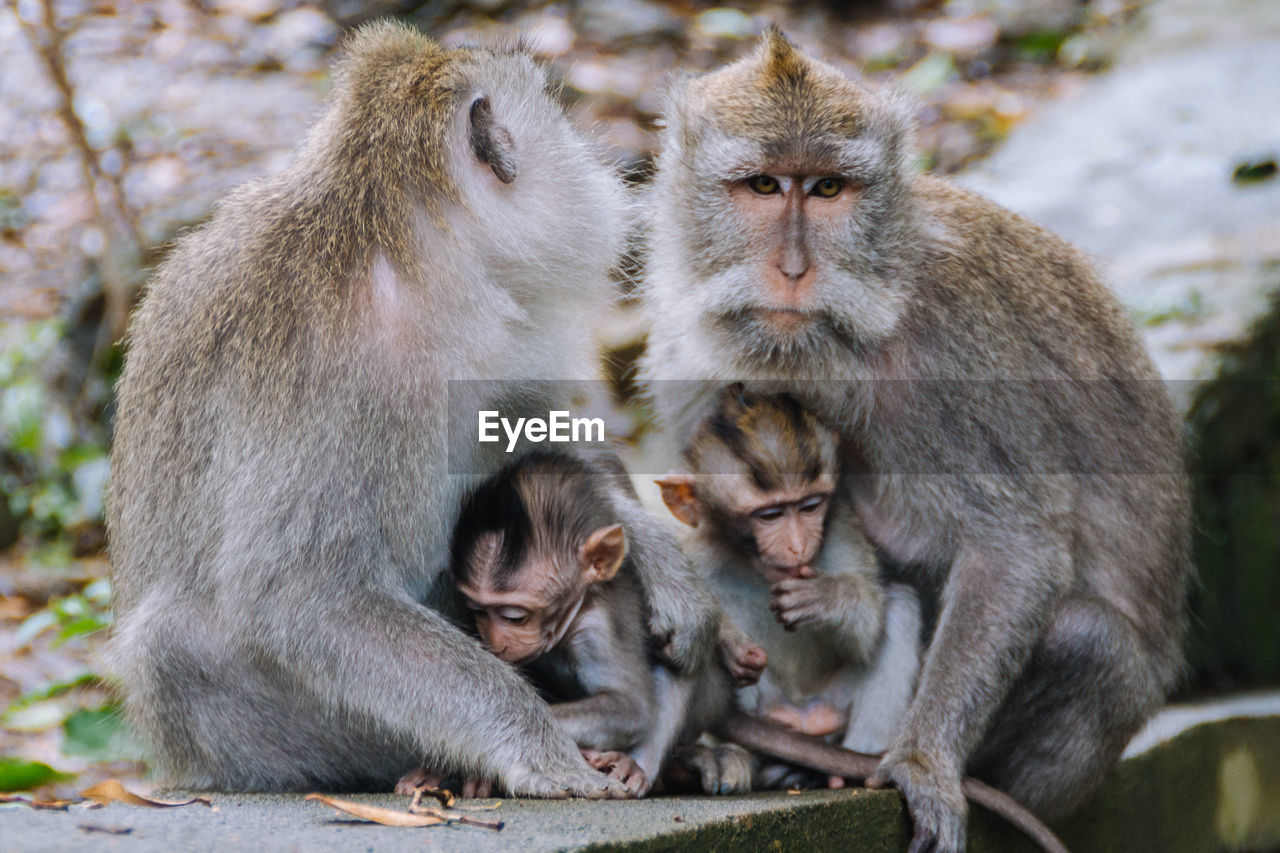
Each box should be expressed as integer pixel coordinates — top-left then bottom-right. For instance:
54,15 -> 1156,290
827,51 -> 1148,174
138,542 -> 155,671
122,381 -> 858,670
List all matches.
959,0 -> 1280,390
4,697 -> 1278,852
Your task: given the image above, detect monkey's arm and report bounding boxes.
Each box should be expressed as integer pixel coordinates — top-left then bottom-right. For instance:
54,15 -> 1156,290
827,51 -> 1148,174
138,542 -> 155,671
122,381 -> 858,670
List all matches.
267,589 -> 628,799
580,445 -> 719,672
870,534 -> 1070,852
551,603 -> 656,750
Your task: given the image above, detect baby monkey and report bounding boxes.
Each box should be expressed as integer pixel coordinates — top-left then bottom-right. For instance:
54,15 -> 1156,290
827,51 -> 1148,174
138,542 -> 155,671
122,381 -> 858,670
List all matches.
399,451 -> 763,798
658,385 -> 923,784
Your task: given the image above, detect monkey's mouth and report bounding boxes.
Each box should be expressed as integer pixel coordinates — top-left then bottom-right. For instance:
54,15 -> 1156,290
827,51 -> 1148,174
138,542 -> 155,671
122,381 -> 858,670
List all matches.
757,308 -> 812,331
772,564 -> 813,580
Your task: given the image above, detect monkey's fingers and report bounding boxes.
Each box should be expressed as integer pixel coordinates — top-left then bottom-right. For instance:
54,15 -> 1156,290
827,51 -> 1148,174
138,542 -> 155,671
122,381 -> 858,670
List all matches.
505,767 -> 629,800
460,776 -> 496,799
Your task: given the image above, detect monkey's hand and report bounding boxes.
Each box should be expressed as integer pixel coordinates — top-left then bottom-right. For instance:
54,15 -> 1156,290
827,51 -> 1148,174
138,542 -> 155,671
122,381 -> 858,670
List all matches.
718,626 -> 768,686
866,747 -> 968,853
581,748 -> 649,797
769,575 -> 847,632
503,760 -> 635,800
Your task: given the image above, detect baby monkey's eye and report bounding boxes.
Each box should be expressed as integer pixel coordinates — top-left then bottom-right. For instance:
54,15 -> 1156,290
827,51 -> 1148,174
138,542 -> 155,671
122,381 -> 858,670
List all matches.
752,507 -> 786,522
747,175 -> 781,195
497,608 -> 530,625
798,495 -> 827,514
811,178 -> 843,198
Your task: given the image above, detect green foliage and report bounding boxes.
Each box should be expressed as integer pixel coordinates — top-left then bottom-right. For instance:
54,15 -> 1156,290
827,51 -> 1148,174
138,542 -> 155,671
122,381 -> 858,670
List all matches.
62,704 -> 133,762
1184,290 -> 1280,692
0,757 -> 72,792
15,579 -> 112,648
1232,159 -> 1278,186
1133,290 -> 1209,327
1010,29 -> 1070,64
0,319 -> 110,561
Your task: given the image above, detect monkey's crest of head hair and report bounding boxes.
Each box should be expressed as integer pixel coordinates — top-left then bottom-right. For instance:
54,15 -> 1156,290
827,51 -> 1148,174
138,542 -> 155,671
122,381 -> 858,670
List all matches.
451,452 -> 621,591
687,384 -> 838,493
661,27 -> 915,186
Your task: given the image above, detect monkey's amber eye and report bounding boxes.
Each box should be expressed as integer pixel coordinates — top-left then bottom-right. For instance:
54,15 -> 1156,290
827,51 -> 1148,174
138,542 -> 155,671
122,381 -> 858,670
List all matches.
747,175 -> 781,195
752,507 -> 786,523
812,178 -> 843,198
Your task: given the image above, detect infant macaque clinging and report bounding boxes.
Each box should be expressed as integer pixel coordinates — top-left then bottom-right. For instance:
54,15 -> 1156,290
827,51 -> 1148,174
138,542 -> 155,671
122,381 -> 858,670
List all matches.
658,385 -> 921,784
400,451 -> 763,798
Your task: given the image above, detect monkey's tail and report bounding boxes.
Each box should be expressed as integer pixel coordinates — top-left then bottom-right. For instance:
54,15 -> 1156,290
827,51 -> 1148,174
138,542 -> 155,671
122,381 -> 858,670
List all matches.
715,712 -> 1071,853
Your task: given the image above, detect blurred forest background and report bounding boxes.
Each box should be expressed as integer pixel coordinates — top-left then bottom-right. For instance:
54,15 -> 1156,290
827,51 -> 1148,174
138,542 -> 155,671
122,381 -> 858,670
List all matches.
0,0 -> 1276,797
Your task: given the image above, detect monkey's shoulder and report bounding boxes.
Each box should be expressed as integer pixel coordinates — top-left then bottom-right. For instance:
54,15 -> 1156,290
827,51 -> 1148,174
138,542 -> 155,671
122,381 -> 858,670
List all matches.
907,174 -> 1153,376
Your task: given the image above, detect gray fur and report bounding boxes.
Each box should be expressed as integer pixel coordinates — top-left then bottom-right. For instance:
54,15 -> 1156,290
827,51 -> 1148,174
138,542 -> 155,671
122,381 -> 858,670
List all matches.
641,30 -> 1189,853
106,22 -> 711,796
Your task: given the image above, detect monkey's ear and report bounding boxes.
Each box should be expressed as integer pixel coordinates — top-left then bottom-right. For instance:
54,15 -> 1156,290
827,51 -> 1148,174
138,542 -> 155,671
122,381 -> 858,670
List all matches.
469,96 -> 517,184
581,523 -> 627,584
655,475 -> 700,527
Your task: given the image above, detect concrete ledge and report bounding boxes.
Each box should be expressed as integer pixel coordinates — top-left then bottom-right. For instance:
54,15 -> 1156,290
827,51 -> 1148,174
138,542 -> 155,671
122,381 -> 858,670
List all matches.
3,701 -> 1277,853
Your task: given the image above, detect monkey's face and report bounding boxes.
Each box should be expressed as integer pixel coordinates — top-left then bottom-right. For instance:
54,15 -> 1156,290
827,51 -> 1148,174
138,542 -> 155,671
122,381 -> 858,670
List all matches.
740,490 -> 831,581
652,30 -> 917,366
458,558 -> 587,665
456,524 -> 624,665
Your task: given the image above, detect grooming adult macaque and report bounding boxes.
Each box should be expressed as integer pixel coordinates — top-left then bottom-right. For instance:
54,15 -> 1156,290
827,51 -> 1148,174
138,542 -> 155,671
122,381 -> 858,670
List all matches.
396,451 -> 762,797
642,29 -> 1189,852
106,21 -> 717,795
657,386 -> 922,785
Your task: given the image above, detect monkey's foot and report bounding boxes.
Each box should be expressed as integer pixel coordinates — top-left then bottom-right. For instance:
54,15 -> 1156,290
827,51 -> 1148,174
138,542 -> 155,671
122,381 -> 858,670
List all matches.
395,769 -> 498,799
867,749 -> 967,853
676,743 -> 754,795
581,749 -> 649,797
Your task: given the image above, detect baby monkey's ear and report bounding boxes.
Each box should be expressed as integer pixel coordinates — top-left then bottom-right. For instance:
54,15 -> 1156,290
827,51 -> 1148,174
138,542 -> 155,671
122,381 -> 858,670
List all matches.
581,523 -> 627,584
655,474 -> 700,528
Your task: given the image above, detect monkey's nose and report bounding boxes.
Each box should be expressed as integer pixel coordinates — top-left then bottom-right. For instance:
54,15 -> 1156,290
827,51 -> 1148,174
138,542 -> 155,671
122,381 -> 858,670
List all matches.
778,246 -> 810,282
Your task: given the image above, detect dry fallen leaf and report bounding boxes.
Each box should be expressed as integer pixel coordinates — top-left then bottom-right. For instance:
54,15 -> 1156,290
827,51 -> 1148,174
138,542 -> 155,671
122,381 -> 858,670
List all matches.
80,780 -> 213,809
407,802 -> 504,830
0,794 -> 80,810
306,793 -> 447,827
309,793 -> 504,831
408,784 -> 455,809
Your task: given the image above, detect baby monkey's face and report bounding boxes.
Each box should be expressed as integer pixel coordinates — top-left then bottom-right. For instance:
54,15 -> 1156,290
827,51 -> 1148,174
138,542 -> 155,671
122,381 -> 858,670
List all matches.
739,488 -> 832,582
457,525 -> 626,665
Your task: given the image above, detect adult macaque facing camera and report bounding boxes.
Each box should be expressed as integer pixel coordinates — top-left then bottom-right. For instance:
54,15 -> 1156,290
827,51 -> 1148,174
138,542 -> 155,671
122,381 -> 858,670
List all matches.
642,27 -> 1189,853
107,21 -> 717,797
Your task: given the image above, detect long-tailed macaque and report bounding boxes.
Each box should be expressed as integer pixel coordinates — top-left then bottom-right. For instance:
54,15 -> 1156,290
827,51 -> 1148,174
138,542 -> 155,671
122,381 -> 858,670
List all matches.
106,21 -> 717,796
396,450 -> 762,797
657,386 -> 922,786
415,449 -> 1069,853
641,28 -> 1189,852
